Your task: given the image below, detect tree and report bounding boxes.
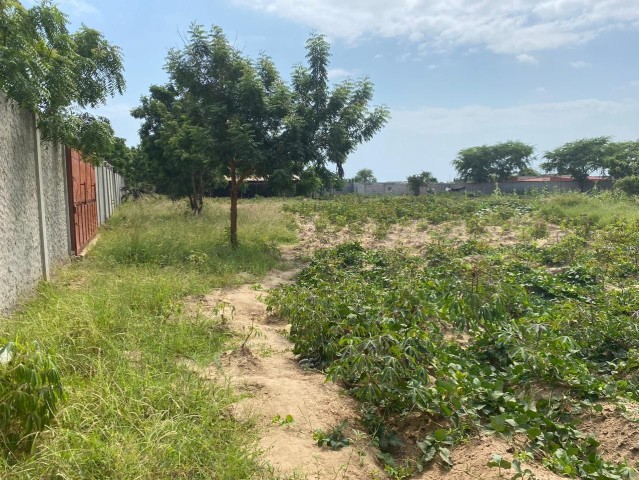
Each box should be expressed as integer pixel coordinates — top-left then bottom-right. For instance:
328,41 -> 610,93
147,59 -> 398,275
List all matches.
452,141 -> 534,183
133,27 -> 388,246
605,141 -> 639,179
282,33 -> 389,183
407,171 -> 437,195
132,84 -> 220,213
107,141 -> 154,199
541,137 -> 610,190
134,25 -> 291,246
0,0 -> 125,159
351,168 -> 377,184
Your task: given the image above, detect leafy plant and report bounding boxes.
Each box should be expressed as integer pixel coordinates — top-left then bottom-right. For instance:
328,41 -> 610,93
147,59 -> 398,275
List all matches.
269,201 -> 639,478
272,414 -> 294,426
313,422 -> 351,450
0,340 -> 64,453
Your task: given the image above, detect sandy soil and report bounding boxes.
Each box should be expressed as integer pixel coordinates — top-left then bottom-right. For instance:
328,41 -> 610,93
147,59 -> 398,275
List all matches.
579,403 -> 639,467
295,217 -> 566,257
183,219 -> 581,479
192,255 -> 383,479
417,434 -> 563,480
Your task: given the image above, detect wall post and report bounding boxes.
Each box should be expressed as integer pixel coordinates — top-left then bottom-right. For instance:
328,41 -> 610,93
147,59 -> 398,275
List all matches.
33,114 -> 50,280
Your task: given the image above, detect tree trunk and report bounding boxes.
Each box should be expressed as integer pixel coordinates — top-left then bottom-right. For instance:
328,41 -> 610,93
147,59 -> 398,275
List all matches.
229,162 -> 239,248
190,173 -> 203,214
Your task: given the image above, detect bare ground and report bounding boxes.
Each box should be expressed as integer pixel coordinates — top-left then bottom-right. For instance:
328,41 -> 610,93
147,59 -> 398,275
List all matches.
579,403 -> 639,467
295,217 -> 566,256
183,219 -> 578,479
190,251 -> 383,479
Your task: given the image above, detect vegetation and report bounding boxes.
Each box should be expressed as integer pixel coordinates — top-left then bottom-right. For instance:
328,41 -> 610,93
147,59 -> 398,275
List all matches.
0,0 -> 125,160
452,140 -> 534,183
406,171 -> 438,195
0,341 -> 64,454
542,137 -> 610,191
133,27 -> 388,246
615,176 -> 639,195
271,191 -> 639,478
0,198 -> 296,477
351,168 -> 378,184
607,141 -> 639,179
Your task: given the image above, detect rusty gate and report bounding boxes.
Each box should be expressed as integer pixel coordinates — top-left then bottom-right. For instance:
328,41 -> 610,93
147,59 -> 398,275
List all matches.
66,148 -> 98,255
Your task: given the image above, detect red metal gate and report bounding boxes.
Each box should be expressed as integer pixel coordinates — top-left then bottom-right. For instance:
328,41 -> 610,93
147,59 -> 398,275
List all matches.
66,148 -> 98,254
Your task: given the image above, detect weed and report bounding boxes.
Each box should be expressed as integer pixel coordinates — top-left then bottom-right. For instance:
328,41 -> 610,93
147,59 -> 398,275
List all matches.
313,422 -> 351,450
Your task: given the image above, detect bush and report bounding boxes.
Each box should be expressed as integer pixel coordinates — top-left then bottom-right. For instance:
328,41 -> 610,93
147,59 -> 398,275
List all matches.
614,176 -> 639,195
0,341 -> 64,453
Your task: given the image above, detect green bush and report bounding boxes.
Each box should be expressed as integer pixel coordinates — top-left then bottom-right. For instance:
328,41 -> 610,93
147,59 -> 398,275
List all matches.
0,341 -> 64,453
614,176 -> 639,195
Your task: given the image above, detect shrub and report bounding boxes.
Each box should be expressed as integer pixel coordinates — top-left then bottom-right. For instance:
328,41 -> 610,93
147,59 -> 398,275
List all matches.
614,176 -> 639,195
0,341 -> 64,453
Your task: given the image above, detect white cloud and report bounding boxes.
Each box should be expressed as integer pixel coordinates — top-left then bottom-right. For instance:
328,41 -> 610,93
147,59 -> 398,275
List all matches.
570,60 -> 592,68
517,54 -> 539,65
347,98 -> 639,181
327,68 -> 353,80
234,0 -> 639,55
536,87 -> 547,94
630,80 -> 639,87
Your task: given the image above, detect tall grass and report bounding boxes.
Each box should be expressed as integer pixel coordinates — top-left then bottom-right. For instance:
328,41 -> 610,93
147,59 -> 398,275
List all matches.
536,190 -> 639,226
0,197 -> 296,478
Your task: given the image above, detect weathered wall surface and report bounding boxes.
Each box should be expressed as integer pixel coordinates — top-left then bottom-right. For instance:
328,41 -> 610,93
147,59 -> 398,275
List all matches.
352,182 -> 410,196
1,92 -> 125,313
421,180 -> 612,195
41,142 -> 71,266
96,164 -> 124,225
0,93 -> 52,313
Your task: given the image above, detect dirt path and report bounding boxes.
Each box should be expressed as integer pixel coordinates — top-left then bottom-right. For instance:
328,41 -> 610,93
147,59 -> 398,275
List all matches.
196,248 -> 383,479
189,239 -> 567,479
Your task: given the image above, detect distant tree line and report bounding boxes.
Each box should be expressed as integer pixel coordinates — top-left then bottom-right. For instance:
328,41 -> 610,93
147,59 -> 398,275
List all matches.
451,137 -> 639,192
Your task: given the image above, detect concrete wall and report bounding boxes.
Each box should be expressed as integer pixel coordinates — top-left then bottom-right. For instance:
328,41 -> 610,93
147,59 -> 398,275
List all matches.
0,92 -> 124,313
421,180 -> 612,195
96,164 -> 124,225
0,93 -> 45,313
41,142 -> 71,266
351,182 -> 410,196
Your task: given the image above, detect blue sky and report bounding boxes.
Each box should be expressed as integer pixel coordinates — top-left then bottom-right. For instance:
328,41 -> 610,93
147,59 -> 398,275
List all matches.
49,0 -> 639,181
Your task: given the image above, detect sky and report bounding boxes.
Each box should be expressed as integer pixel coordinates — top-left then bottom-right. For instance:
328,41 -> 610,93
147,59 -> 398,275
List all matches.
44,0 -> 639,181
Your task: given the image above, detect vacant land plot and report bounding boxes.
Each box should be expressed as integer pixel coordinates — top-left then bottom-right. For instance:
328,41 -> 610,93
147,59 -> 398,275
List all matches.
4,192 -> 639,480
269,192 -> 639,479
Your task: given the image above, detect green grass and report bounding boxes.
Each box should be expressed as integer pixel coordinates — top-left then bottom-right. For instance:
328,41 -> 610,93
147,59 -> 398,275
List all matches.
536,190 -> 639,226
0,197 -> 297,479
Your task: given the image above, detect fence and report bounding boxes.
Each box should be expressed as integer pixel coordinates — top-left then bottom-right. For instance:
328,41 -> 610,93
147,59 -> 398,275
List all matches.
420,180 -> 612,195
0,92 -> 124,313
340,179 -> 611,196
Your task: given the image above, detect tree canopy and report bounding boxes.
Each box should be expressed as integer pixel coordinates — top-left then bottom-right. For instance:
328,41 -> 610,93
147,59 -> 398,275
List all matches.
407,171 -> 437,195
0,0 -> 125,159
541,137 -> 610,190
452,141 -> 534,183
350,168 -> 377,184
133,26 -> 388,246
605,141 -> 639,179
282,33 -> 390,182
